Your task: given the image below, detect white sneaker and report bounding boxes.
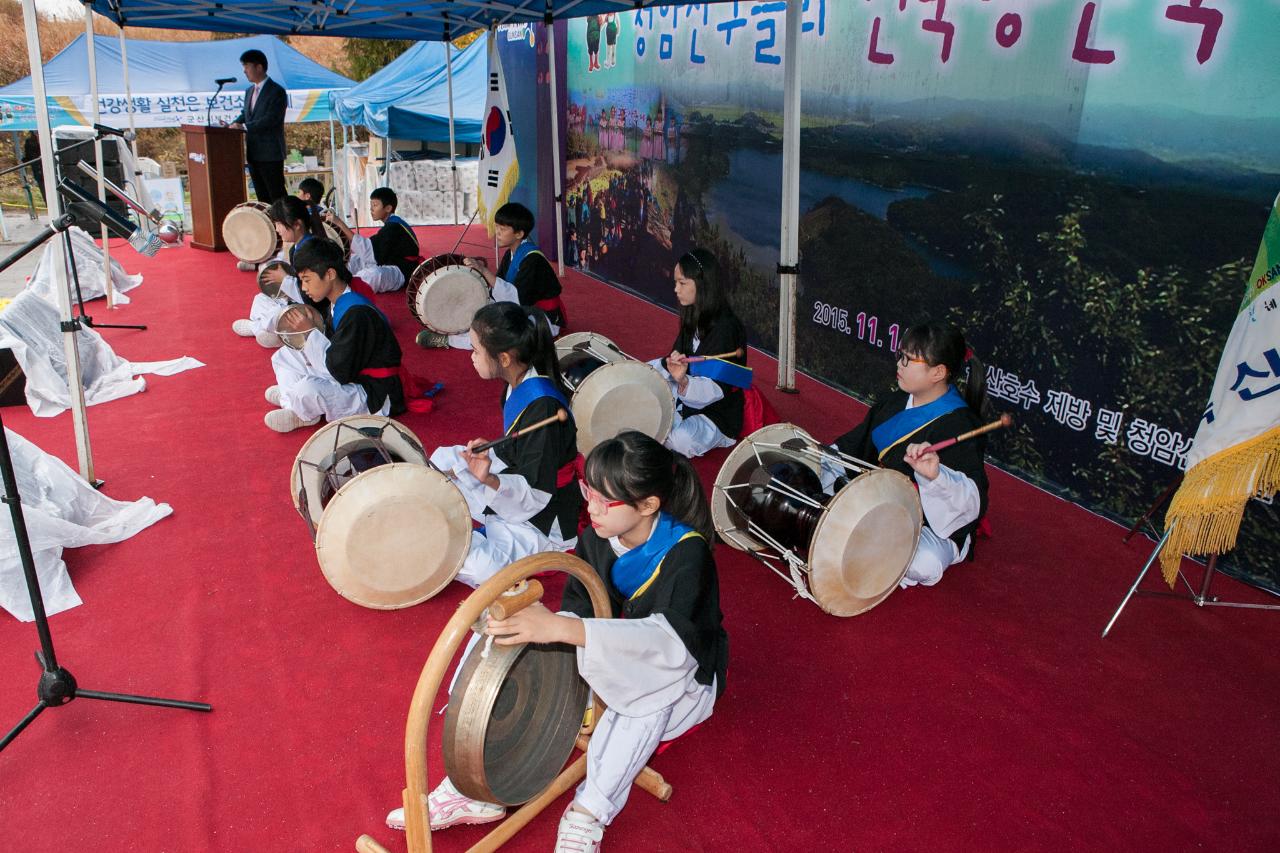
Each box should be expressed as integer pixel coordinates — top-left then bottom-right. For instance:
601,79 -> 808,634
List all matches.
232,318 -> 255,337
237,260 -> 255,272
264,385 -> 282,406
255,330 -> 284,348
385,777 -> 505,831
264,408 -> 320,433
554,804 -> 604,852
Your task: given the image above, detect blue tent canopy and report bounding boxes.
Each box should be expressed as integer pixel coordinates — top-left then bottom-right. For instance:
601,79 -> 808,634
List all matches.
0,34 -> 353,131
330,38 -> 485,143
90,1 -> 687,41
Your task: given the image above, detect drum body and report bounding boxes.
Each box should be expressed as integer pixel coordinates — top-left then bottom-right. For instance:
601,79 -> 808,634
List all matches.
405,254 -> 491,334
712,423 -> 922,617
291,417 -> 470,609
275,303 -> 323,349
555,332 -> 675,455
321,220 -> 352,258
222,201 -> 280,264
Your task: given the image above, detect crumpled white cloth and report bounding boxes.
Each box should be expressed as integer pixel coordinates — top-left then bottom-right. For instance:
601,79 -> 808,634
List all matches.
28,227 -> 143,305
0,428 -> 172,621
0,287 -> 203,418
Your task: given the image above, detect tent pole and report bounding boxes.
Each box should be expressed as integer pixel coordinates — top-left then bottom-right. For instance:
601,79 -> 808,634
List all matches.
776,0 -> 802,393
21,0 -> 95,482
444,38 -> 459,226
83,3 -> 117,310
117,26 -> 139,162
340,123 -> 349,222
327,115 -> 337,211
545,16 -> 565,276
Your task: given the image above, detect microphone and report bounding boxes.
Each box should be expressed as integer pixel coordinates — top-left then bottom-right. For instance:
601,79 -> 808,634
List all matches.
208,77 -> 237,126
215,77 -> 237,85
58,179 -> 162,257
93,122 -> 136,142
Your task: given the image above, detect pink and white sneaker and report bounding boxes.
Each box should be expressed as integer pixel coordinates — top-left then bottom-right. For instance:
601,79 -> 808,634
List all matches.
385,777 -> 506,831
554,804 -> 604,852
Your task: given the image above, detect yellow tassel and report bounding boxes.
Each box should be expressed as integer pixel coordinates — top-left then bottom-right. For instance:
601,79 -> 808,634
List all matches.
1158,425 -> 1280,585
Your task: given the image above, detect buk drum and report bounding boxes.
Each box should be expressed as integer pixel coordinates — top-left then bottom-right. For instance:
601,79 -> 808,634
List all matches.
257,260 -> 295,299
274,303 -> 323,350
321,219 -> 352,259
291,416 -> 471,609
555,332 -> 675,455
405,254 -> 490,334
711,423 -> 922,617
222,201 -> 279,264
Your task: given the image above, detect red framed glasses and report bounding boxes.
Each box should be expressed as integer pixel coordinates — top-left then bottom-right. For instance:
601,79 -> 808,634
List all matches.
579,482 -> 626,509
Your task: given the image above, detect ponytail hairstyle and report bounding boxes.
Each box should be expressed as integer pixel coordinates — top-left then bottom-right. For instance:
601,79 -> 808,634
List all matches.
270,195 -> 325,239
470,301 -> 568,396
583,430 -> 714,541
675,248 -> 729,343
898,321 -> 992,418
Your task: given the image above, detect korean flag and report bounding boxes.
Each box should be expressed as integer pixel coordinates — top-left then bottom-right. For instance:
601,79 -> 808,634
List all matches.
477,32 -> 519,236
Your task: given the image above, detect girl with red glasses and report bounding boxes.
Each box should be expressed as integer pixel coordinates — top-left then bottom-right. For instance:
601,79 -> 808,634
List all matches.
825,322 -> 993,588
404,431 -> 728,850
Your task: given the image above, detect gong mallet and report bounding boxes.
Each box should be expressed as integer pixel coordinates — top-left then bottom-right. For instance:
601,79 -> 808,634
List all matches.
915,414 -> 1013,456
469,409 -> 569,454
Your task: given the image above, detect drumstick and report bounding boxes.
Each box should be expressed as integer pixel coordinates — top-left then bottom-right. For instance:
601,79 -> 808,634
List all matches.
916,414 -> 1013,456
680,348 -> 744,363
469,409 -> 569,454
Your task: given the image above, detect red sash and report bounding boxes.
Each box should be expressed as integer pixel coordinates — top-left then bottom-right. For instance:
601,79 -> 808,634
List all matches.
350,276 -> 377,301
740,385 -> 780,437
535,296 -> 569,330
360,365 -> 435,413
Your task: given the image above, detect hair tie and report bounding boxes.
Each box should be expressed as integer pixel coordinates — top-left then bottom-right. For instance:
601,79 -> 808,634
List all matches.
964,347 -> 974,363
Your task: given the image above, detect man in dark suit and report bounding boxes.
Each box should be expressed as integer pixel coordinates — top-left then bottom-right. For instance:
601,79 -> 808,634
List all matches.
231,48 -> 287,205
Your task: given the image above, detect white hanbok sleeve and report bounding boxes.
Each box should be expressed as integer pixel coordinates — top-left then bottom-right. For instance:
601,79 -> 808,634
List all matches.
490,276 -> 519,304
479,473 -> 551,523
915,464 -> 980,540
574,614 -> 700,717
646,355 -> 724,409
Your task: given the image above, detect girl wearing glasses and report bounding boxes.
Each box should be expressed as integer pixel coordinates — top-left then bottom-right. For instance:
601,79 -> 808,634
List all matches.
426,301 -> 582,588
649,248 -> 751,458
827,322 -> 992,588
394,430 -> 727,848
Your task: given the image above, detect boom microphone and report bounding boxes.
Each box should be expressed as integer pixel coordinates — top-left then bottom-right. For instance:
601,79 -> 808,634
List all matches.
58,179 -> 162,256
92,122 -> 136,142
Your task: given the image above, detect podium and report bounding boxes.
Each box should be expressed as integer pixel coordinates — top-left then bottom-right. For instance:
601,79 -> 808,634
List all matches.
182,124 -> 246,252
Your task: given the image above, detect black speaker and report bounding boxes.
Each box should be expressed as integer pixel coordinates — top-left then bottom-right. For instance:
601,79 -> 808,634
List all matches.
54,137 -> 131,231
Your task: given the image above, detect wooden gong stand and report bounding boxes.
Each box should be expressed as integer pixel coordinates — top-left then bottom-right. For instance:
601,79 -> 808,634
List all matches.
356,553 -> 674,853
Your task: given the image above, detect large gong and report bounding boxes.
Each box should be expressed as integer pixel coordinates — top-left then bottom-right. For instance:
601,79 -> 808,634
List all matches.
442,623 -> 590,805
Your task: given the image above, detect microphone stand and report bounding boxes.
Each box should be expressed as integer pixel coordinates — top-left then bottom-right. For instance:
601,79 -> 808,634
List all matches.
207,81 -> 229,127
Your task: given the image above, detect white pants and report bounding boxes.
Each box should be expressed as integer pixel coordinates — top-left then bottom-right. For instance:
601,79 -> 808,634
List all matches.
455,517 -> 573,588
270,334 -> 388,421
663,412 -> 734,459
349,234 -> 405,292
900,526 -> 964,588
248,292 -> 292,336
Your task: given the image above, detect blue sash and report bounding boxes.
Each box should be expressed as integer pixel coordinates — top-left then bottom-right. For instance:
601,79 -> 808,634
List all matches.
505,240 -> 543,284
870,387 -> 968,459
502,376 -> 571,434
288,232 -> 314,266
689,357 -> 752,390
331,289 -> 386,329
611,512 -> 702,600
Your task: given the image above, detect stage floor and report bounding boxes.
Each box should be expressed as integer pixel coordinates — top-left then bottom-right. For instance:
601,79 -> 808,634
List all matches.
1,228 -> 1277,852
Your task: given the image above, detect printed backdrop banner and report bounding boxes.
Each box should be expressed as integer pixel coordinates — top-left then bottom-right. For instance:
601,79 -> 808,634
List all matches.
561,1 -> 1280,590
0,89 -> 339,130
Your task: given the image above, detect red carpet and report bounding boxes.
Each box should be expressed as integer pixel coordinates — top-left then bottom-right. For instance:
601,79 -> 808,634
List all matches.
1,228 -> 1278,852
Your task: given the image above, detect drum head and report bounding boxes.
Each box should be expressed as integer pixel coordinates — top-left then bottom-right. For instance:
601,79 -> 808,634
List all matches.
275,304 -> 322,350
222,202 -> 278,264
291,416 -> 428,531
711,423 -> 822,552
555,332 -> 626,366
444,628 -> 590,806
321,220 -> 351,258
570,360 -> 675,455
314,463 -> 471,609
808,469 -> 921,617
413,266 -> 490,334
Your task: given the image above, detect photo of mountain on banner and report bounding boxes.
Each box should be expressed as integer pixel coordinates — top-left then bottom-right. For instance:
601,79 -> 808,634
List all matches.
562,3 -> 1280,587
476,33 -> 519,237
